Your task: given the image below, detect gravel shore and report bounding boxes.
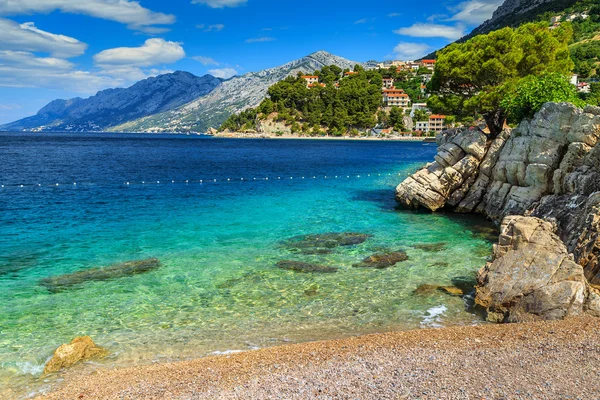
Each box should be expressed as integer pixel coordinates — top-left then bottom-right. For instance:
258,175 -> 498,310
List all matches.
38,317 -> 600,400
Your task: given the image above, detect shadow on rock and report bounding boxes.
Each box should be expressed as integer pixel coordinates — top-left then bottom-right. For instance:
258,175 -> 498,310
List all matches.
40,258 -> 161,293
276,260 -> 338,273
353,251 -> 408,269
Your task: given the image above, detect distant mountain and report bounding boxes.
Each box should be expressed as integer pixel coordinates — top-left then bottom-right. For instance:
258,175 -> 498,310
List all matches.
110,51 -> 361,133
1,71 -> 222,132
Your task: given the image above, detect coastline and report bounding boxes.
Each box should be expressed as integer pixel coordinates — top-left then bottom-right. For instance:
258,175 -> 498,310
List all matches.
212,132 -> 434,141
37,316 -> 600,399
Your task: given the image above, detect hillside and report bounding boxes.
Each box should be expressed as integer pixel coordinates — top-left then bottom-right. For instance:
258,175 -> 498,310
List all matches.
110,51 -> 361,133
423,0 -> 600,65
1,72 -> 222,132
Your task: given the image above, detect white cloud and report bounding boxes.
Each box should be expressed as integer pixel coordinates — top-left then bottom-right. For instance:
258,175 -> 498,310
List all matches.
0,0 -> 175,32
0,18 -> 86,58
387,13 -> 401,17
447,0 -> 503,25
94,39 -> 185,67
208,68 -> 237,79
203,24 -> 225,32
245,37 -> 276,43
191,0 -> 247,8
394,23 -> 466,40
193,56 -> 219,66
391,42 -> 432,60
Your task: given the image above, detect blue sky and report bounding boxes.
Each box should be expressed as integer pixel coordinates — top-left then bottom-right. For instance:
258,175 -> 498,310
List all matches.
0,0 -> 503,124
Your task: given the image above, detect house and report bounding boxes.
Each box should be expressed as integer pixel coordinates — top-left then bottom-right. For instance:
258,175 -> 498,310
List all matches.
420,59 -> 436,71
420,84 -> 427,95
308,83 -> 326,88
382,78 -> 395,89
415,121 -> 429,131
301,75 -> 319,87
408,62 -> 420,71
383,89 -> 411,108
428,114 -> 447,132
571,74 -> 579,86
410,103 -> 429,118
345,71 -> 358,77
421,74 -> 433,83
578,82 -> 591,94
551,15 -> 562,23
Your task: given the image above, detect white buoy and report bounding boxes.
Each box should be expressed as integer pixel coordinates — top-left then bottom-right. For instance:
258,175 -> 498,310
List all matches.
127,182 -> 130,185
266,177 -> 269,180
228,178 -> 230,181
73,183 -> 76,186
38,184 -> 41,187
20,185 -> 24,188
186,180 -> 189,183
213,179 -> 216,182
142,181 -> 145,184
55,183 -> 59,186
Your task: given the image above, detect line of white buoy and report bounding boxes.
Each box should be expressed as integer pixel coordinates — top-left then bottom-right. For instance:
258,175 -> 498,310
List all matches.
1,172 -> 412,189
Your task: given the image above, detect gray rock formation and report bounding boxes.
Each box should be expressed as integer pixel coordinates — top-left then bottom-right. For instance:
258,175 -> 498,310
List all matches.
396,102 -> 600,321
475,216 -> 597,322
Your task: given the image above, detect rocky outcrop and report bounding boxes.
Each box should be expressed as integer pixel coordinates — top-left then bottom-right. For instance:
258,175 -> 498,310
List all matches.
396,102 -> 600,321
40,258 -> 161,292
475,216 -> 598,322
44,336 -> 107,374
352,251 -> 408,269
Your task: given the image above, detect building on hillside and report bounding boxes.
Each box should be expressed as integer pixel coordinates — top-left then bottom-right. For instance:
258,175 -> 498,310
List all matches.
421,74 -> 433,83
410,103 -> 429,118
551,15 -> 562,23
571,74 -> 579,86
383,89 -> 411,109
407,62 -> 420,71
345,71 -> 359,77
420,59 -> 436,71
382,78 -> 395,89
301,76 -> 319,87
308,83 -> 326,88
415,121 -> 429,132
578,82 -> 591,93
429,115 -> 447,132
420,84 -> 427,96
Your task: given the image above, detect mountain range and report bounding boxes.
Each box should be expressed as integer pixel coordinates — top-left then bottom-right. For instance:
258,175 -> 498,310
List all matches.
1,51 -> 358,133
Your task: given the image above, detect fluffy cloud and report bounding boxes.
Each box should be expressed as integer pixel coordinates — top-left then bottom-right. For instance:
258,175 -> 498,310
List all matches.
0,18 -> 86,58
245,37 -> 276,43
448,0 -> 503,24
391,42 -> 432,60
394,23 -> 466,40
193,56 -> 219,66
191,0 -> 247,8
94,39 -> 185,67
208,68 -> 237,79
0,0 -> 175,31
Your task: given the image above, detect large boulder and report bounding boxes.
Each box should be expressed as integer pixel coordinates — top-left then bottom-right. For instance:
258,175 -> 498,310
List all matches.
44,336 -> 107,374
475,216 -> 595,323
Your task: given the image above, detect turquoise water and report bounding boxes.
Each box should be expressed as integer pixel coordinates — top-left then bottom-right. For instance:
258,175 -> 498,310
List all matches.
0,134 -> 495,398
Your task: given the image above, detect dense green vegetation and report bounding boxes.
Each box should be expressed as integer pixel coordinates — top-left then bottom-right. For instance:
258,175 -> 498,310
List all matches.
428,22 -> 574,138
501,73 -> 585,123
220,65 -> 388,135
571,40 -> 600,78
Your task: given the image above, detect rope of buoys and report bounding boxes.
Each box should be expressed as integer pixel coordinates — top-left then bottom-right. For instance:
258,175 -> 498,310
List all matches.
1,171 -> 414,190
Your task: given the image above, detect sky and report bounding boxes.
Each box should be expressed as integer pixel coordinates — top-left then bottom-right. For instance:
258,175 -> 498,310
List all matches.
0,0 -> 504,124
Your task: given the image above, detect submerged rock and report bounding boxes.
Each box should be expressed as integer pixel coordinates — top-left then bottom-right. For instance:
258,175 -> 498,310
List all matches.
40,258 -> 161,293
44,336 -> 107,374
276,260 -> 338,273
352,251 -> 408,269
413,243 -> 448,252
282,232 -> 371,254
413,284 -> 464,296
475,216 -> 594,323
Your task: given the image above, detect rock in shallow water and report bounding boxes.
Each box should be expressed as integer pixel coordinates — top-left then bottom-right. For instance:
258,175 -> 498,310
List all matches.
276,260 -> 338,273
44,336 -> 107,374
352,251 -> 408,269
282,232 -> 371,254
40,258 -> 161,293
413,284 -> 464,296
413,243 -> 448,252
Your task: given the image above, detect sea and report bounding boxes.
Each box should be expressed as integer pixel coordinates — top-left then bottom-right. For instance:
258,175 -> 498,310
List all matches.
0,132 -> 496,398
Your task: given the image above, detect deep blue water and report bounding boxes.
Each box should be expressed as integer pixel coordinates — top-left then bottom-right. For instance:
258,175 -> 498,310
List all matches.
0,132 -> 494,398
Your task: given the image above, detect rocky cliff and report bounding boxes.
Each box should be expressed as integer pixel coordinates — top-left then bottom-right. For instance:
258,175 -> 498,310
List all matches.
1,72 -> 222,132
396,102 -> 600,322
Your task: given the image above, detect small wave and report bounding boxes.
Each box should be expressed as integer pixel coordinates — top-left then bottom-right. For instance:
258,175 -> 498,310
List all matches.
421,305 -> 447,328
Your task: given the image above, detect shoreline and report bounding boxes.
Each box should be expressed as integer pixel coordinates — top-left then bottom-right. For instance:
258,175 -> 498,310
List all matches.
37,316 -> 600,399
212,132 -> 434,141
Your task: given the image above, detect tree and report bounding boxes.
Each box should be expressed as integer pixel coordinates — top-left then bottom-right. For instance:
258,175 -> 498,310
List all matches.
388,107 -> 405,131
501,73 -> 585,123
429,22 -> 574,138
413,109 -> 429,122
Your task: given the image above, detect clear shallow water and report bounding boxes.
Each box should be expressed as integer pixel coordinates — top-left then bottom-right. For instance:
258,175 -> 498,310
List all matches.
0,133 -> 496,398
